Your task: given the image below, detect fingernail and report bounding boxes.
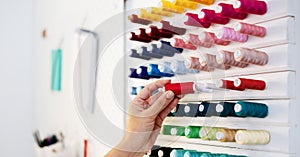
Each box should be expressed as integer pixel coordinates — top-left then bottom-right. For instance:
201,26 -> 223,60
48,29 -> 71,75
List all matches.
165,91 -> 174,99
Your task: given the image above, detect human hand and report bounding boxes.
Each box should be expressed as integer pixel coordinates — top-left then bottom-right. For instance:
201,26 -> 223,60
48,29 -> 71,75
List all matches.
105,80 -> 180,157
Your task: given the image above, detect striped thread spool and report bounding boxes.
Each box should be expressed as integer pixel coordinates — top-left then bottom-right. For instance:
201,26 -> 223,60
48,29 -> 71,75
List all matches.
199,32 -> 231,46
162,125 -> 186,136
184,13 -> 212,28
171,149 -> 196,157
235,130 -> 270,145
216,102 -> 236,117
234,22 -> 266,37
185,126 -> 202,138
234,101 -> 268,118
189,33 -> 213,48
216,128 -> 238,142
215,27 -> 248,43
216,51 -> 249,68
234,48 -> 269,66
200,127 -> 222,140
215,3 -> 247,20
184,151 -> 209,157
198,9 -> 230,25
184,103 -> 201,117
199,54 -> 231,70
234,78 -> 266,90
189,0 -> 215,5
233,0 -> 267,15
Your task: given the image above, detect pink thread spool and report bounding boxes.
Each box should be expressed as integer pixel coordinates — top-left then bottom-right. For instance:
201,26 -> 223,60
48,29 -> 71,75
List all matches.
234,48 -> 269,66
215,27 -> 248,43
184,13 -> 212,28
216,50 -> 249,68
171,38 -> 197,50
185,57 -> 201,69
234,22 -> 266,37
189,34 -> 213,48
215,3 -> 248,20
199,32 -> 231,46
233,0 -> 267,15
199,53 -> 231,70
198,9 -> 230,25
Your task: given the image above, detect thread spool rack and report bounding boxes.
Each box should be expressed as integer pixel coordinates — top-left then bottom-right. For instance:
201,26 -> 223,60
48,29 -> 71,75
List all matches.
125,0 -> 299,156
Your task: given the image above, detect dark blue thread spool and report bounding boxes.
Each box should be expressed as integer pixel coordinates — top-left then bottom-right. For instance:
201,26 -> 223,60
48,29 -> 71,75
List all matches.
128,68 -> 140,79
151,43 -> 175,57
136,66 -> 151,79
161,40 -> 184,54
131,87 -> 137,95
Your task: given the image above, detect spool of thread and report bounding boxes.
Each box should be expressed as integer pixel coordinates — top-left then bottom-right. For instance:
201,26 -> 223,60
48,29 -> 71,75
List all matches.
141,46 -> 164,59
234,78 -> 266,90
184,13 -> 212,28
131,87 -> 137,95
129,68 -> 142,79
216,128 -> 238,142
189,0 -> 215,5
200,127 -> 221,141
171,0 -> 199,10
171,38 -> 197,50
199,32 -> 231,46
205,102 -> 220,117
130,32 -> 152,43
158,62 -> 175,77
174,104 -> 187,117
150,7 -> 173,17
216,102 -> 236,117
147,64 -> 162,78
189,34 -> 213,48
197,102 -> 209,117
185,57 -> 212,72
185,126 -> 202,138
136,66 -> 151,79
194,82 -> 215,93
161,40 -> 184,53
130,49 -> 151,60
234,22 -> 266,37
161,20 -> 187,35
147,26 -> 162,40
216,51 -> 248,68
184,103 -> 200,117
234,48 -> 269,66
128,14 -> 152,25
158,147 -> 183,157
164,82 -> 195,95
198,9 -> 230,25
215,27 -> 248,43
185,151 -> 210,157
233,0 -> 267,15
216,79 -> 244,91
235,130 -> 270,145
171,60 -> 191,75
139,9 -> 162,22
215,3 -> 247,20
234,101 -> 268,118
199,53 -> 231,70
148,43 -> 174,57
171,149 -> 196,157
161,0 -> 185,14
162,125 -> 186,136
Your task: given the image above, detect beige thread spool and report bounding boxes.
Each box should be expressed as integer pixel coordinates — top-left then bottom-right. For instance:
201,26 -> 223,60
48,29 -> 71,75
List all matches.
235,130 -> 270,145
234,48 -> 269,66
216,50 -> 249,68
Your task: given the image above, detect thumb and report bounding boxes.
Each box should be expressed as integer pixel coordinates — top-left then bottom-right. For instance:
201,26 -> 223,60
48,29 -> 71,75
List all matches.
144,90 -> 175,117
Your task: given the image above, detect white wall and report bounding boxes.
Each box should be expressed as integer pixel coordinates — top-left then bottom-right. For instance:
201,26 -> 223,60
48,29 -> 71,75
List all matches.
0,0 -> 34,156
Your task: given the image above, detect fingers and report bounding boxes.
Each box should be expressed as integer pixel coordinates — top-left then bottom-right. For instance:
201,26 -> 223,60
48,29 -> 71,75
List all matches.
144,90 -> 175,116
154,98 -> 179,130
136,80 -> 170,100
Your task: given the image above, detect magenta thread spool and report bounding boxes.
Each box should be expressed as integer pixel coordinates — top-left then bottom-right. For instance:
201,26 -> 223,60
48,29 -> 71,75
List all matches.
233,0 -> 267,15
215,3 -> 247,20
198,9 -> 230,25
234,22 -> 267,37
215,27 -> 248,43
184,13 -> 212,28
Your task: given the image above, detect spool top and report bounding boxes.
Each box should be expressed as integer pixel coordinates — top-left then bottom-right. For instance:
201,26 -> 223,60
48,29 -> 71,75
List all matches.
184,105 -> 191,113
216,131 -> 225,140
234,23 -> 242,32
234,49 -> 242,61
215,5 -> 223,14
198,11 -> 205,19
233,0 -> 241,9
234,78 -> 242,87
216,104 -> 224,113
216,52 -> 224,64
234,103 -> 242,112
171,128 -> 177,136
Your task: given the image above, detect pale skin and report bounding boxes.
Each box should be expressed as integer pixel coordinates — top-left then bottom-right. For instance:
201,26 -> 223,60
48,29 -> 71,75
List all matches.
104,80 -> 180,157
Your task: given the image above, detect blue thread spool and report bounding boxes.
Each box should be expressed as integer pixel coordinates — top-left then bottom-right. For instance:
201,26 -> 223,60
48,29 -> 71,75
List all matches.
131,87 -> 137,95
128,68 -> 139,78
185,151 -> 210,157
136,66 -> 151,79
234,101 -> 268,118
158,62 -> 175,77
147,64 -> 162,78
171,60 -> 188,75
141,46 -> 163,59
184,103 -> 201,117
130,49 -> 151,60
151,43 -> 175,57
216,102 -> 236,117
161,40 -> 183,54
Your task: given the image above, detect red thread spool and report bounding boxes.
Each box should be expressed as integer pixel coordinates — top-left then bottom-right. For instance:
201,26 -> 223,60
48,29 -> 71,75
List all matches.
161,20 -> 187,35
234,78 -> 266,90
128,14 -> 152,25
171,38 -> 197,50
215,3 -> 248,20
199,32 -> 231,46
234,48 -> 269,66
216,79 -> 245,91
130,32 -> 152,43
164,82 -> 195,95
233,0 -> 267,15
184,13 -> 211,28
189,34 -> 213,48
198,9 -> 230,25
142,28 -> 160,40
216,50 -> 249,68
234,22 -> 267,37
148,26 -> 163,39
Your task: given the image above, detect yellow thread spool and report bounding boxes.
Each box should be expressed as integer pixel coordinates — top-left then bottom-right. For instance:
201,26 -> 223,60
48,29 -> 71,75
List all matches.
171,0 -> 198,10
139,9 -> 162,22
161,0 -> 185,14
188,0 -> 215,5
235,130 -> 270,145
151,7 -> 173,17
216,129 -> 238,142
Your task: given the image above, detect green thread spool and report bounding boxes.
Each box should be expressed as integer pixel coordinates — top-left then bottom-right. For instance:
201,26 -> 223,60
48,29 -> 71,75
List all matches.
185,126 -> 202,138
184,151 -> 209,157
200,127 -> 222,141
234,101 -> 268,118
51,49 -> 62,91
162,125 -> 185,136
